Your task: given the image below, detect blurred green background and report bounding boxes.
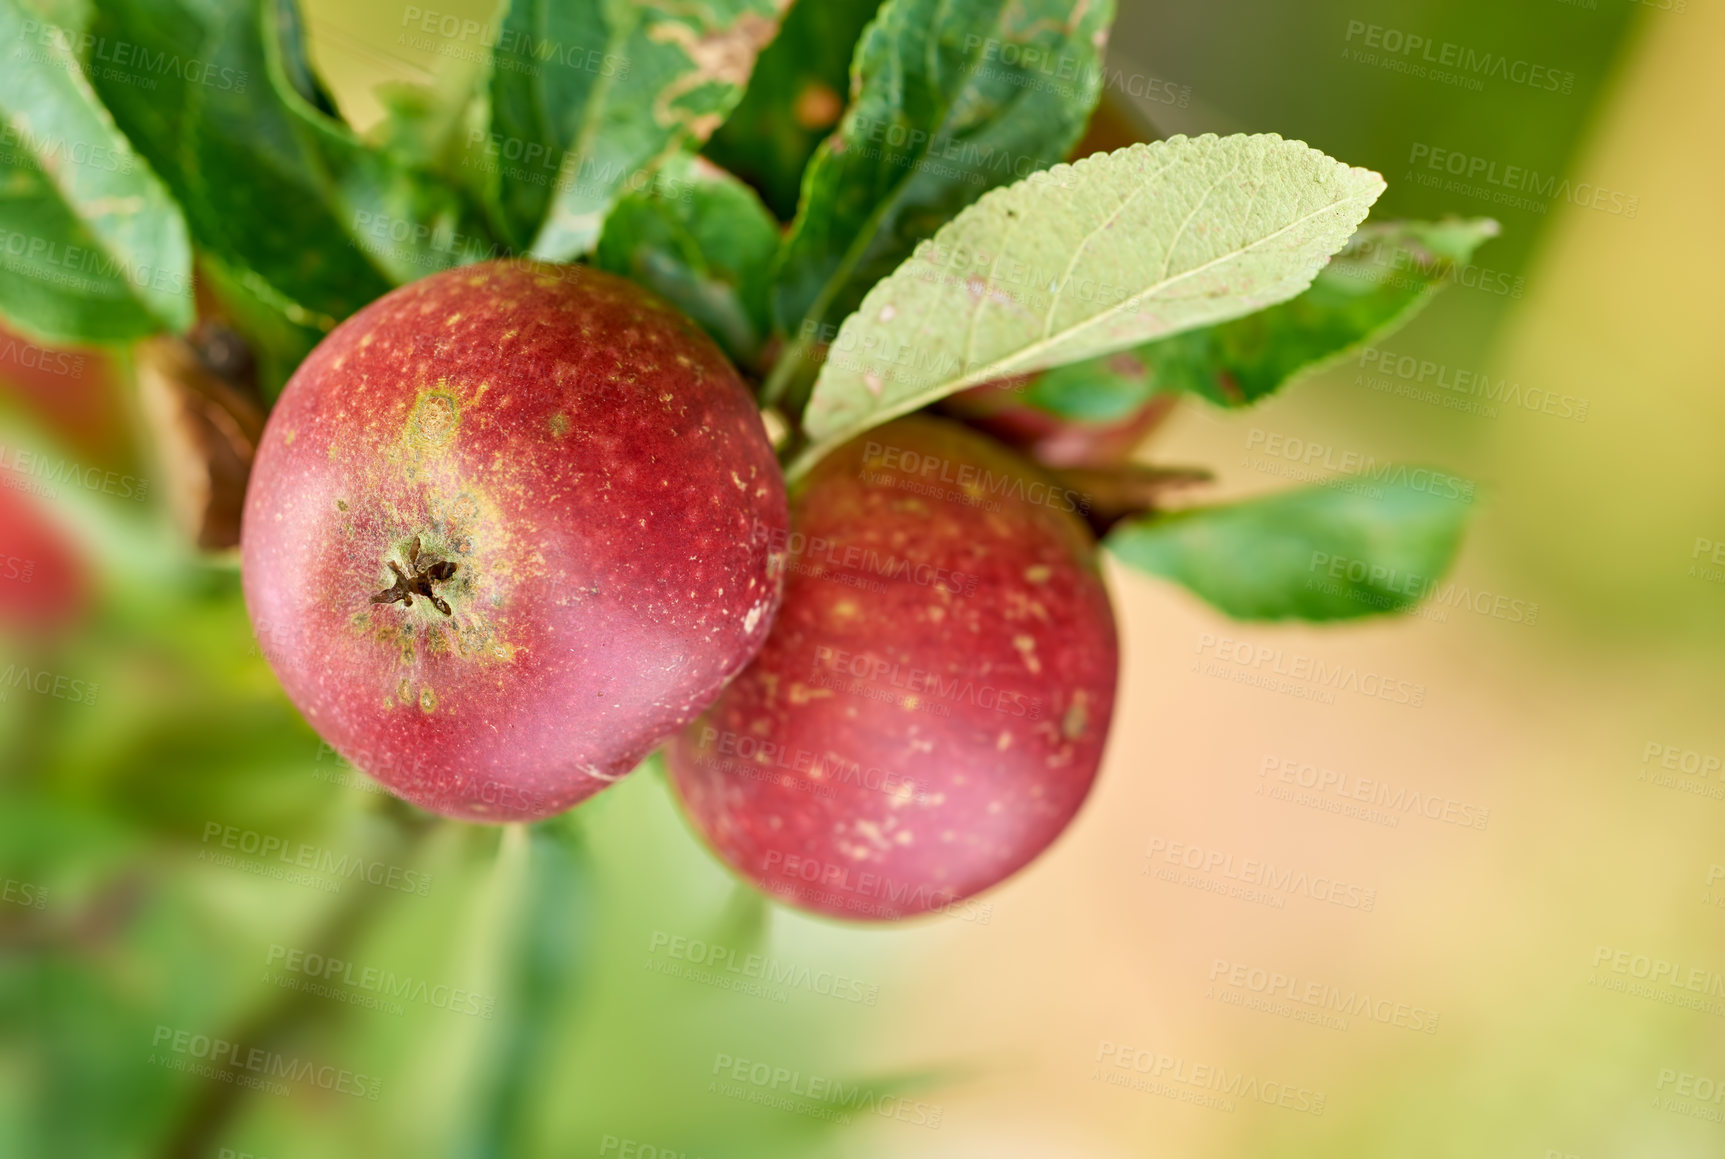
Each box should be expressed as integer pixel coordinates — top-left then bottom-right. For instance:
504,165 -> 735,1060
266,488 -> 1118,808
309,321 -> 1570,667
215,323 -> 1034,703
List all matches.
6,1 -> 1725,1156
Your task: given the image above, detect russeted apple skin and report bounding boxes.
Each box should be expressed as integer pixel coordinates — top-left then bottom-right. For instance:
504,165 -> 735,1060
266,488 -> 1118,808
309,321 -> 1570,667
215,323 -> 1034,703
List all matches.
241,260 -> 788,822
668,416 -> 1118,921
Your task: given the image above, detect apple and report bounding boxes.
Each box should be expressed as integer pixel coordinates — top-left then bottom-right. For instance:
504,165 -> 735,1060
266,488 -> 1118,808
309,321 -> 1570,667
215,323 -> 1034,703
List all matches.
667,415 -> 1118,920
939,364 -> 1175,470
0,320 -> 128,465
0,484 -> 88,632
242,259 -> 788,822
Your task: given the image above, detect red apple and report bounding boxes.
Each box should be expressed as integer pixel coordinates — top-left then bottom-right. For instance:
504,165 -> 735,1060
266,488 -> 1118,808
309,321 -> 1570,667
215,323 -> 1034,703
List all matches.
0,483 -> 88,632
0,320 -> 128,465
940,369 -> 1175,469
667,415 -> 1118,921
242,260 -> 788,822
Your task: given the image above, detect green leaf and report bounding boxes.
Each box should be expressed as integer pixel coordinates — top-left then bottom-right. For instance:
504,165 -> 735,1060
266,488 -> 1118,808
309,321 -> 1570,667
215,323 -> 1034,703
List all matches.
1019,349 -> 1165,423
264,0 -> 502,287
17,0 -> 89,40
793,134 -> 1386,474
370,78 -> 480,177
87,0 -> 495,325
488,0 -> 790,262
990,219 -> 1500,424
87,0 -> 382,321
1106,477 -> 1472,622
459,820 -> 594,1158
769,0 -> 1113,354
702,0 -> 883,220
1151,217 -> 1502,407
269,0 -> 337,117
0,0 -> 193,343
593,151 -> 779,368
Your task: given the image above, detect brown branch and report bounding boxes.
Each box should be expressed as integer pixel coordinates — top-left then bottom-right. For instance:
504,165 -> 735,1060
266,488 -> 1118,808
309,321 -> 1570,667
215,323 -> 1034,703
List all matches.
1051,462 -> 1215,537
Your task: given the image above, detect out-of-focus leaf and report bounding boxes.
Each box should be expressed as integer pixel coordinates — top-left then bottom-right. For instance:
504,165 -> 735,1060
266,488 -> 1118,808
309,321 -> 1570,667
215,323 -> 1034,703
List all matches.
1106,477 -> 1472,621
488,0 -> 790,261
370,77 -> 484,184
704,880 -> 770,954
703,0 -> 883,220
0,0 -> 193,343
769,0 -> 1113,364
456,820 -> 593,1159
196,253 -> 325,402
793,135 -> 1385,474
594,152 -> 779,368
269,0 -> 337,117
17,0 -> 89,37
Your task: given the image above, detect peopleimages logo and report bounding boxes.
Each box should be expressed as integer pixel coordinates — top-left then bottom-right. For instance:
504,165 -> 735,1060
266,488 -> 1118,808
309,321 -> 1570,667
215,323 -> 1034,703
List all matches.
1245,429 -> 1476,502
2,877 -> 48,909
0,333 -> 86,378
1306,551 -> 1541,626
1093,1041 -> 1327,1115
760,850 -> 994,923
599,1137 -> 707,1159
350,208 -> 504,269
1634,741 -> 1725,803
709,1052 -> 944,1128
199,822 -> 433,896
1657,1068 -> 1725,1107
1691,537 -> 1725,585
399,5 -> 631,78
811,644 -> 1045,721
1258,755 -> 1492,831
1407,143 -> 1640,218
459,131 -> 690,202
1357,347 -> 1589,421
0,663 -> 98,706
0,123 -> 135,174
753,519 -> 981,597
1195,633 -> 1427,708
1144,837 -> 1378,911
1207,957 -> 1441,1033
1334,233 -> 1525,299
265,944 -> 496,1018
861,439 -> 1092,515
1342,20 -> 1576,94
0,443 -> 149,501
149,1026 -> 381,1100
647,931 -> 880,1006
1641,741 -> 1724,779
695,726 -> 926,803
1591,945 -> 1725,999
17,20 -> 251,91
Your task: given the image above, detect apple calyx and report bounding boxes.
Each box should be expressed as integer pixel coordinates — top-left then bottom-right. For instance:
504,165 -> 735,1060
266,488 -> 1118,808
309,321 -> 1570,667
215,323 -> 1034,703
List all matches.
371,536 -> 460,616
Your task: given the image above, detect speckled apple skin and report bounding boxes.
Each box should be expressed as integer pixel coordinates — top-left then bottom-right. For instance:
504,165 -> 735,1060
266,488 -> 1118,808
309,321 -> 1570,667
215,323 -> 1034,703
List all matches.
241,260 -> 787,822
667,416 -> 1118,921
